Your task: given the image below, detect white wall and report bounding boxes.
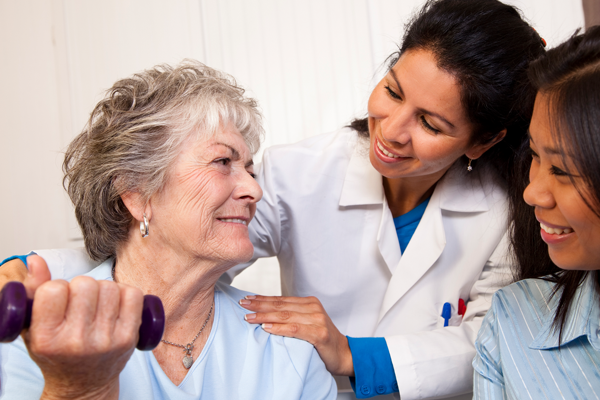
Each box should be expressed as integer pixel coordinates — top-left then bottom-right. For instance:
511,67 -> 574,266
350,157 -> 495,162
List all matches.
0,0 -> 584,295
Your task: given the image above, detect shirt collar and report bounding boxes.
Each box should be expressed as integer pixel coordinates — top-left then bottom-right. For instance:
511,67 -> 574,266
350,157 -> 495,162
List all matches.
339,141 -> 493,213
530,273 -> 600,351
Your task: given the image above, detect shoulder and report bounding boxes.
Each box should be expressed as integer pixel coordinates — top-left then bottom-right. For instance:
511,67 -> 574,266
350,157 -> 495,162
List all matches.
491,278 -> 555,315
260,128 -> 359,169
82,258 -> 113,281
436,163 -> 508,216
214,282 -> 330,374
33,247 -> 99,280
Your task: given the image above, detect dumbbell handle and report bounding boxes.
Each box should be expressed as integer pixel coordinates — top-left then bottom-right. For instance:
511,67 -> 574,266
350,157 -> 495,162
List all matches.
0,281 -> 165,351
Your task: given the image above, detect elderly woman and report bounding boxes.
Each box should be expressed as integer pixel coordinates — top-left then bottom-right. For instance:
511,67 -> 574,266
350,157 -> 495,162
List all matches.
0,61 -> 336,399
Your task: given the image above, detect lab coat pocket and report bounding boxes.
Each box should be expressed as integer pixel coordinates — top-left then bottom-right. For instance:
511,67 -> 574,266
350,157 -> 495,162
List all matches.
436,303 -> 463,328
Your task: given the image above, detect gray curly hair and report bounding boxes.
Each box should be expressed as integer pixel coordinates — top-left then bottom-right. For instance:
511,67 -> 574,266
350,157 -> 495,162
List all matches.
63,60 -> 263,261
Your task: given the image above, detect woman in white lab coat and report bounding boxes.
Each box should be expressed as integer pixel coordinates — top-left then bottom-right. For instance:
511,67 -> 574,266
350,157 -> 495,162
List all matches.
0,0 -> 546,399
235,1 -> 547,399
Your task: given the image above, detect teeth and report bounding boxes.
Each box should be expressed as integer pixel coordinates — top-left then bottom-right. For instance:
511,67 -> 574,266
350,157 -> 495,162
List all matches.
377,141 -> 400,158
540,223 -> 572,235
219,218 -> 247,225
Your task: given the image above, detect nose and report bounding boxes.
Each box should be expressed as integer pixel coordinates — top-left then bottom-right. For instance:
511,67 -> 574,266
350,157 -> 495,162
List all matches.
234,169 -> 263,205
379,104 -> 413,146
523,158 -> 555,210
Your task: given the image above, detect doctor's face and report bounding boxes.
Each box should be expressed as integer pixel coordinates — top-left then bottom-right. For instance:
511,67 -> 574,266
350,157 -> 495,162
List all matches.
368,49 -> 485,183
523,93 -> 600,271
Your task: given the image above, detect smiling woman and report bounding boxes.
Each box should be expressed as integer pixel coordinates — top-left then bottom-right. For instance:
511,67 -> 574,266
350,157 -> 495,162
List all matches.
0,61 -> 336,400
473,26 -> 600,399
367,49 -> 499,216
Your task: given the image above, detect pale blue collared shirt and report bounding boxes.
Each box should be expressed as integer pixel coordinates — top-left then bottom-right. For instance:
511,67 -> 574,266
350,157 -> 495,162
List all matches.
0,259 -> 337,400
473,273 -> 600,399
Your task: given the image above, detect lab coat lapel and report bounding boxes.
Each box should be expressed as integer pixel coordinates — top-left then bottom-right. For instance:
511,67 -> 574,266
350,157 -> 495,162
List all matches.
377,167 -> 490,323
338,144 -> 401,274
338,142 -> 383,206
378,188 -> 445,323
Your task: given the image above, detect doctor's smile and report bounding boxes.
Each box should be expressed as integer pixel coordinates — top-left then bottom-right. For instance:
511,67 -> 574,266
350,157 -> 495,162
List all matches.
374,138 -> 411,162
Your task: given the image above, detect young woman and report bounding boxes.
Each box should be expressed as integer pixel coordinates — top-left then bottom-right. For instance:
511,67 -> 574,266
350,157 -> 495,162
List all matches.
1,1 -> 545,398
473,26 -> 600,398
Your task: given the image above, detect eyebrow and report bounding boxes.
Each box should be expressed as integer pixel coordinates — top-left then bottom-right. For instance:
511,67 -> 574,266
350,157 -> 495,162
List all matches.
215,142 -> 254,167
388,69 -> 455,129
527,131 -> 561,155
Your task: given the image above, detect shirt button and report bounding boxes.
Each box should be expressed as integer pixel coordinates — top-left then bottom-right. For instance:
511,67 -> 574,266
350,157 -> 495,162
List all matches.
392,382 -> 399,392
361,385 -> 371,395
376,385 -> 386,394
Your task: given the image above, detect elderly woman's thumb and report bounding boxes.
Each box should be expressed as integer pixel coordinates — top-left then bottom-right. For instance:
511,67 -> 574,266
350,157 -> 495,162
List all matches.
24,255 -> 52,298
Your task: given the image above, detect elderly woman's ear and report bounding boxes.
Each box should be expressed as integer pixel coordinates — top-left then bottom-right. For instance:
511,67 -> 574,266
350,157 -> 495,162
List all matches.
121,192 -> 152,224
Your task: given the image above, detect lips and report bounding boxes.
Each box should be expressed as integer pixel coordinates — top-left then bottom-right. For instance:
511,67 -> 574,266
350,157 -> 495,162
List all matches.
374,138 -> 410,163
217,218 -> 248,225
377,141 -> 401,159
540,223 -> 572,235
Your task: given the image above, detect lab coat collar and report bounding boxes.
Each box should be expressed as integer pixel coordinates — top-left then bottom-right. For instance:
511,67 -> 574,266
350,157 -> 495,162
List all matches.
530,274 -> 600,352
436,164 -> 492,213
339,141 -> 495,214
338,141 -> 384,207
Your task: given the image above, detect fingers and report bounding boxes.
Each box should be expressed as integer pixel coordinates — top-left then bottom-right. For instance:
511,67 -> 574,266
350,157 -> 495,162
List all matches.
0,259 -> 28,291
23,255 -> 52,298
114,284 -> 144,349
244,295 -> 319,304
239,296 -> 324,314
29,280 -> 70,345
244,309 -> 327,327
260,321 -> 330,345
28,277 -> 143,354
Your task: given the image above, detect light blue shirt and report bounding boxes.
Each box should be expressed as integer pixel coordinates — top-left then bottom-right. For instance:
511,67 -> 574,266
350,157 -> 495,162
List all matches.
473,273 -> 600,399
0,260 -> 337,400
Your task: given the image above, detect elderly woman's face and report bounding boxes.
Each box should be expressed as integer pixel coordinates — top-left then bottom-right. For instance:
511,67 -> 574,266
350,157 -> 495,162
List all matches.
150,123 -> 262,265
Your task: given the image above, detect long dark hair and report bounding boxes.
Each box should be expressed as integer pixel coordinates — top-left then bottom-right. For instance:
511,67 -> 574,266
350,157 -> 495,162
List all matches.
514,26 -> 600,340
350,0 -> 546,183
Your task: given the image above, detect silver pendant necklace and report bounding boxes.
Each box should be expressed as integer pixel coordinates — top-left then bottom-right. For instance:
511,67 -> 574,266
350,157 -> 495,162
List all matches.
160,303 -> 213,369
111,261 -> 214,369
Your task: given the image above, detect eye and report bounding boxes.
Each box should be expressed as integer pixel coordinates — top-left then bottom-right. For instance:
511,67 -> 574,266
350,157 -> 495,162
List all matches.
550,165 -> 568,176
529,147 -> 540,160
385,85 -> 402,100
248,172 -> 257,179
420,116 -> 440,134
215,157 -> 231,166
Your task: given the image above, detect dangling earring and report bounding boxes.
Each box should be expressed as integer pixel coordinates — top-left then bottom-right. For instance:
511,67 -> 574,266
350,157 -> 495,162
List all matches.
467,158 -> 473,172
140,213 -> 149,238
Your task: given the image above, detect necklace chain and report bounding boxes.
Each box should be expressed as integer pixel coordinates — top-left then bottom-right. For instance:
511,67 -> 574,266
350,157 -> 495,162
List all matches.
160,303 -> 213,354
111,260 -> 214,369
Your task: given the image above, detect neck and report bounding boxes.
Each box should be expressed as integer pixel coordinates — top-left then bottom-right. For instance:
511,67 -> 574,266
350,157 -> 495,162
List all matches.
113,231 -> 228,337
383,169 -> 447,217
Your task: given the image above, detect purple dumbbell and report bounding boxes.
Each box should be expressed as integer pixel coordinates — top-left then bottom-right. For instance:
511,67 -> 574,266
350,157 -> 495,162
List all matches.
0,281 -> 165,351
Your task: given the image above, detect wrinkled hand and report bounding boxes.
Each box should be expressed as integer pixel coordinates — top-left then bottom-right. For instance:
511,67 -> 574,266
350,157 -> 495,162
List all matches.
239,295 -> 354,376
22,256 -> 144,400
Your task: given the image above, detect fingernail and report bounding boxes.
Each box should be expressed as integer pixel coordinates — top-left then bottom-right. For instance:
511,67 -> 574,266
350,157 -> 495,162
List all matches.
239,299 -> 251,305
244,313 -> 256,321
262,323 -> 273,330
245,295 -> 256,299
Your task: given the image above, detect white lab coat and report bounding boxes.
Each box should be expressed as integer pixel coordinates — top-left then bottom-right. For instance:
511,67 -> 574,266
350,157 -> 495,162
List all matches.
36,128 -> 511,400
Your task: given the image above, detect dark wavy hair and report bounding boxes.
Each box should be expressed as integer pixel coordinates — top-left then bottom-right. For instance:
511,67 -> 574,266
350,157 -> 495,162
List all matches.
349,0 -> 546,183
513,26 -> 600,342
